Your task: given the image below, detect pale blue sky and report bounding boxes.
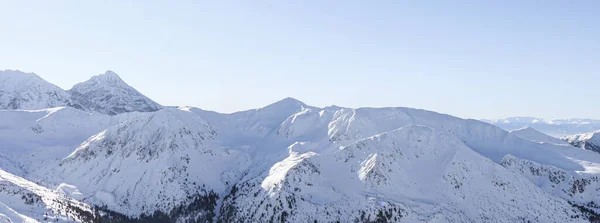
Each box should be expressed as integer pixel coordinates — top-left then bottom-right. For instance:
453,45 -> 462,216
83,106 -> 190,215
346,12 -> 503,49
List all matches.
1,1 -> 599,119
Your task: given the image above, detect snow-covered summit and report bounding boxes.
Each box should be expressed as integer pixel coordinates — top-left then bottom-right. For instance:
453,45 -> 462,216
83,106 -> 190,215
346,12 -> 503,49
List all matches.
261,97 -> 311,110
0,70 -> 70,110
187,97 -> 317,147
95,70 -> 123,83
68,70 -> 162,115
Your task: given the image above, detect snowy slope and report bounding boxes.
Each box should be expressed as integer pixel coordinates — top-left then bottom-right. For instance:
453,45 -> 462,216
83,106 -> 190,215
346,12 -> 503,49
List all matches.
0,70 -> 70,110
510,127 -> 570,145
484,117 -> 600,137
563,131 -> 600,154
69,71 -> 162,115
49,108 -> 250,221
0,169 -> 95,222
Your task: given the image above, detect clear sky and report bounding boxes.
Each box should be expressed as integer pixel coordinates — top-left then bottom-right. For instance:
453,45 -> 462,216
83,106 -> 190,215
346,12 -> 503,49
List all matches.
1,1 -> 599,119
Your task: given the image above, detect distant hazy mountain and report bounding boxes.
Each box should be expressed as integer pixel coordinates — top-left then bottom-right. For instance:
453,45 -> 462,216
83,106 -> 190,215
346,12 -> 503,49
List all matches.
483,116 -> 600,137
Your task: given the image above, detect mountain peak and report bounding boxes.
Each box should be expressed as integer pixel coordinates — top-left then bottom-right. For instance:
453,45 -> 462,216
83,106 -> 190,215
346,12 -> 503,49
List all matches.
262,97 -> 309,111
276,97 -> 305,105
86,70 -> 125,85
68,70 -> 161,115
103,70 -> 121,79
0,69 -> 42,80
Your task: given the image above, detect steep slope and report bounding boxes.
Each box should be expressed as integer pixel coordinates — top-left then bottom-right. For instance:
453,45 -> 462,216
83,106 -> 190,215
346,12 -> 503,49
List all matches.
510,127 -> 569,145
0,70 -> 70,110
69,71 -> 161,115
220,125 -> 583,222
484,117 -> 600,137
0,169 -> 96,222
563,131 -> 600,154
50,108 -> 249,221
0,202 -> 38,223
501,154 -> 600,217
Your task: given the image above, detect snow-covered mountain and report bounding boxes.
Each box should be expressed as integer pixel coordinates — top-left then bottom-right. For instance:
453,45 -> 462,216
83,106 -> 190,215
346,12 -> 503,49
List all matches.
48,108 -> 243,221
0,70 -> 70,110
69,71 -> 162,115
3,70 -> 600,222
563,131 -> 600,154
484,117 -> 600,137
0,70 -> 161,116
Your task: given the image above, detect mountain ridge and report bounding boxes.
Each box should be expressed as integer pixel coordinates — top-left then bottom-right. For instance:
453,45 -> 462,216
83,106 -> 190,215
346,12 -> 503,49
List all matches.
2,69 -> 600,222
484,116 -> 600,137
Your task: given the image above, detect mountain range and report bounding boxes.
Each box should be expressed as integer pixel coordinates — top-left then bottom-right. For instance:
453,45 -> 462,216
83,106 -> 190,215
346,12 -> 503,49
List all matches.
483,117 -> 600,137
2,70 -> 600,222
0,70 -> 161,115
